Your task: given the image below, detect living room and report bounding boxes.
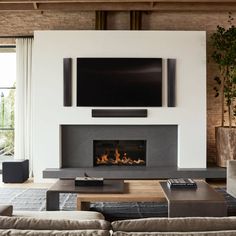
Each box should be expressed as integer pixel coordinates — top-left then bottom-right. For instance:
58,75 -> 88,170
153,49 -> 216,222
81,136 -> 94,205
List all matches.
0,1 -> 236,235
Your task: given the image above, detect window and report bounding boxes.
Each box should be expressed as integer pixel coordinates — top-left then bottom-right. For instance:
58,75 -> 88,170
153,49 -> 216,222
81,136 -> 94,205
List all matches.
0,47 -> 16,166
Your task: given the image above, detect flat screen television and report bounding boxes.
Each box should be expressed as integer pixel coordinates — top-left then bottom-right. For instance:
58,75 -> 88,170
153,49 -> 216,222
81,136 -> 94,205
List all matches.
77,58 -> 162,107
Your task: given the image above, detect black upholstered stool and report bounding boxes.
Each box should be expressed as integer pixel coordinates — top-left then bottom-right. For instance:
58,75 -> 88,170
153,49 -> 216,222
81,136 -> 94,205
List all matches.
2,159 -> 29,183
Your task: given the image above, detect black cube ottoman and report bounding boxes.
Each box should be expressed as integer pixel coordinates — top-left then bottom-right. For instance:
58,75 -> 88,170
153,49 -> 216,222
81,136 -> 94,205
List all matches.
2,159 -> 29,183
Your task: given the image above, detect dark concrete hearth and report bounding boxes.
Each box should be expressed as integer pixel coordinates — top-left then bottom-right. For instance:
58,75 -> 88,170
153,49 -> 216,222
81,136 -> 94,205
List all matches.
43,124 -> 225,180
43,166 -> 226,179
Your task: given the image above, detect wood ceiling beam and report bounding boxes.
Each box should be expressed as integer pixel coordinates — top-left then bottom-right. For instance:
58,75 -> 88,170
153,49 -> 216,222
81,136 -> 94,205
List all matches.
0,1 -> 236,11
0,3 -> 34,10
33,2 -> 38,9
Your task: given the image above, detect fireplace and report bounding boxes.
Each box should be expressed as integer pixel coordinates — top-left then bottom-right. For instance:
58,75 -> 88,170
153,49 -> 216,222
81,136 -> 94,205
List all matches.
60,125 -> 177,175
94,140 -> 146,166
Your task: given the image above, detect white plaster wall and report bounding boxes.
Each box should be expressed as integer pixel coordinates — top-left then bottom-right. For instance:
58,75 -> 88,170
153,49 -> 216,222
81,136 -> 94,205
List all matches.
32,31 -> 206,182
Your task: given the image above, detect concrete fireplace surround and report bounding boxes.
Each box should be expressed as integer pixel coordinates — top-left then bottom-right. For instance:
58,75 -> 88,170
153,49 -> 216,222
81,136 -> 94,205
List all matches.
32,30 -> 210,182
61,125 -> 177,169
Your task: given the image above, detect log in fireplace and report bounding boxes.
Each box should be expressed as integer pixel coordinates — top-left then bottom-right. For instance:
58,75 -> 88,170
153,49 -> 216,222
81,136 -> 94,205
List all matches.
93,140 -> 146,166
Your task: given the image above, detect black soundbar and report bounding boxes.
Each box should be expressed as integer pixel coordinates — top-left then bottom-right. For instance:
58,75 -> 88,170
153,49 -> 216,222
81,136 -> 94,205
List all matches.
92,109 -> 148,117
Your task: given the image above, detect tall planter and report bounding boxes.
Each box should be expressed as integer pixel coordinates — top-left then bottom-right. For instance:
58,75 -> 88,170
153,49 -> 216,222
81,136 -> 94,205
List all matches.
216,127 -> 236,167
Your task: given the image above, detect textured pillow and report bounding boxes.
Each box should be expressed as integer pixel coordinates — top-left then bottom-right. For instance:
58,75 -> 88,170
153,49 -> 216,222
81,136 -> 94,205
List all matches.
0,216 -> 111,231
0,229 -> 110,236
0,205 -> 13,216
111,217 -> 236,232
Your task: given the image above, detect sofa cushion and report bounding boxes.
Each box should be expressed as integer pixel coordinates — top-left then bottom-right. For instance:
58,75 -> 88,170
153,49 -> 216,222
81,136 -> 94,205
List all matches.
112,231 -> 236,236
0,229 -> 110,236
0,216 -> 110,231
0,205 -> 13,216
111,217 -> 236,232
13,210 -> 104,220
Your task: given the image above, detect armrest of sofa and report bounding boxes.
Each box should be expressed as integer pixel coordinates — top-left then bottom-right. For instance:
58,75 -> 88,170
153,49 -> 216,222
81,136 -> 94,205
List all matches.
227,160 -> 236,198
227,160 -> 236,178
0,205 -> 13,216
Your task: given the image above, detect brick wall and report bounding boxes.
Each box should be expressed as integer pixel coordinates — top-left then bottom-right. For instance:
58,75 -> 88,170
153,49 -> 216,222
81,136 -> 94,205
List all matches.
0,10 -> 233,164
141,12 -> 234,164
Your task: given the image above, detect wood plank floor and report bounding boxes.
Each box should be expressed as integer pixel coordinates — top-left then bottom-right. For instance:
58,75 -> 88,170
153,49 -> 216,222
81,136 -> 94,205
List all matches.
0,175 -> 54,189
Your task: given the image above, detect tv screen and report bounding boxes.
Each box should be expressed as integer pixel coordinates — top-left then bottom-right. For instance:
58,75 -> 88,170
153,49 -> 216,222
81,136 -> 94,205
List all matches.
77,58 -> 162,107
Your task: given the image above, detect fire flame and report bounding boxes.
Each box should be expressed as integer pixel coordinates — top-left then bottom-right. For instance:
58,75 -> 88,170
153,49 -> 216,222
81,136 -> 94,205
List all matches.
96,148 -> 145,165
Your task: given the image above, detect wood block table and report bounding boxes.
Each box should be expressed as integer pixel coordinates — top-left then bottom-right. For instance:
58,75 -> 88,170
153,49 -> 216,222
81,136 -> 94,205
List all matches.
46,179 -> 227,217
76,180 -> 166,210
160,181 -> 227,217
46,179 -> 128,211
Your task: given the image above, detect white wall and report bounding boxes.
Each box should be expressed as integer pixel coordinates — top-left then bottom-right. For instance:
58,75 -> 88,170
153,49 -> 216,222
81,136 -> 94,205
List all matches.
32,30 -> 206,182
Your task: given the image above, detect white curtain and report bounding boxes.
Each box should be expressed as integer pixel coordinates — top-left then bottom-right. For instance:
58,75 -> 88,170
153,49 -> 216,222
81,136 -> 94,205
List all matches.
15,38 -> 33,177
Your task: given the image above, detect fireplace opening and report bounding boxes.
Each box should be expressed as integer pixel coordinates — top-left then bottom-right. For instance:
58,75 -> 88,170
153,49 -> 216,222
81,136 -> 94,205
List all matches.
94,140 -> 146,166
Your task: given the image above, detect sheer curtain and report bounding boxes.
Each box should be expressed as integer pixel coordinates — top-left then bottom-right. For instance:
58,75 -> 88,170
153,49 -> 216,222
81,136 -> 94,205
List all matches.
15,38 -> 33,176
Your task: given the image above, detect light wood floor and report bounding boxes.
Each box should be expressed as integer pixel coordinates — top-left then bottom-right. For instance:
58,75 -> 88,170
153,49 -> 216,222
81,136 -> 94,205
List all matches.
0,175 -> 53,189
0,176 -> 226,189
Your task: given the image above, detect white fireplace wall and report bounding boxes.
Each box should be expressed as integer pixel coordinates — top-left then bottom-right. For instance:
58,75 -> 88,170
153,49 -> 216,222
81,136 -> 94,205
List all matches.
32,31 -> 206,182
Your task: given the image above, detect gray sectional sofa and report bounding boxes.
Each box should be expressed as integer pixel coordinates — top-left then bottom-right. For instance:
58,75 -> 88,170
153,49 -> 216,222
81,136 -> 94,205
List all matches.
1,205 -> 236,235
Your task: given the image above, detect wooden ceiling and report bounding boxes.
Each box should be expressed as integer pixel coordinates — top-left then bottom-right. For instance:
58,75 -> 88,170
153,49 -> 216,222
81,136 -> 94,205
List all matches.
0,0 -> 236,11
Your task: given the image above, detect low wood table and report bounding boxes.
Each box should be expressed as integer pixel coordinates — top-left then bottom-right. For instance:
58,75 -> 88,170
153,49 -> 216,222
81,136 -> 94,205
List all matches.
76,180 -> 166,210
160,181 -> 227,217
46,179 -> 126,211
47,179 -> 227,217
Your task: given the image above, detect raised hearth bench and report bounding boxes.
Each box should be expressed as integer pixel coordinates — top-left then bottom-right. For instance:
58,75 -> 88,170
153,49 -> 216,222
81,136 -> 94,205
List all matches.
43,166 -> 226,179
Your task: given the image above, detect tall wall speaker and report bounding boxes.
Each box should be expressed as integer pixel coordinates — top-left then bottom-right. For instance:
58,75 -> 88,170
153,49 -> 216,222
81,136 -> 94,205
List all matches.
63,58 -> 72,106
167,59 -> 176,107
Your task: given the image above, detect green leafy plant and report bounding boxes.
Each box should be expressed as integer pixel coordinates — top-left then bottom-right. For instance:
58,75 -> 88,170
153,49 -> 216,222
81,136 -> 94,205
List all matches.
0,85 -> 15,157
211,12 -> 236,128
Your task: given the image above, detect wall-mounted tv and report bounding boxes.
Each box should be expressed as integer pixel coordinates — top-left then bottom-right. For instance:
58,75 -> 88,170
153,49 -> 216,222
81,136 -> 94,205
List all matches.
77,58 -> 162,107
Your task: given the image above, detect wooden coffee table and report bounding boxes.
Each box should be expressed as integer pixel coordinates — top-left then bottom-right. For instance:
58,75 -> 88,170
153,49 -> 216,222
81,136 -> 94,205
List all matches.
46,179 -> 227,217
46,179 -> 127,211
160,181 -> 227,217
76,180 -> 166,210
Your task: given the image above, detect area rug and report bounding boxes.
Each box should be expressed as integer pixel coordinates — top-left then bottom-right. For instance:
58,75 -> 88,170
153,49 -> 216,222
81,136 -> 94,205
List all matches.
0,188 -> 77,211
0,187 -> 236,220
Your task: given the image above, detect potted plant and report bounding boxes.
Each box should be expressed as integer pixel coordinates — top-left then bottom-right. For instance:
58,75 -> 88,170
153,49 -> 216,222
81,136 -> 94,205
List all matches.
211,12 -> 236,167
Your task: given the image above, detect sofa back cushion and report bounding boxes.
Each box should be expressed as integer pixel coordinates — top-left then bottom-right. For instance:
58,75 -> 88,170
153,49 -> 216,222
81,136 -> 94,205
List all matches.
111,217 -> 236,232
13,210 -> 104,220
0,216 -> 110,231
112,231 -> 236,236
0,229 -> 110,236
